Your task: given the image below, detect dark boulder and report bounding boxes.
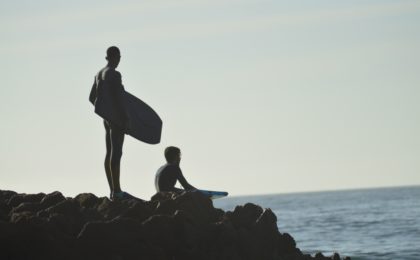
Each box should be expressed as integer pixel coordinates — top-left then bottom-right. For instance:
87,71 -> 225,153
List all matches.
141,214 -> 181,257
278,232 -> 297,254
74,193 -> 99,208
154,197 -> 178,215
46,212 -> 78,236
10,211 -> 45,225
0,220 -> 56,259
38,198 -> 79,217
227,203 -> 264,229
255,208 -> 278,231
78,217 -> 142,242
173,191 -> 220,224
96,197 -> 142,220
0,201 -> 11,221
0,190 -> 17,202
40,191 -> 66,209
120,199 -> 154,222
9,202 -> 42,216
151,191 -> 177,202
7,193 -> 45,208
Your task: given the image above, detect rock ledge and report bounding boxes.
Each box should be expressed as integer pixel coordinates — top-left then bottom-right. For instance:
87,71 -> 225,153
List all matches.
0,190 -> 350,260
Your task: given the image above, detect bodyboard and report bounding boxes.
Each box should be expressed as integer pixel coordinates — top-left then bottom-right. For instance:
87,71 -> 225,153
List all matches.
198,189 -> 228,199
124,92 -> 162,144
93,88 -> 162,144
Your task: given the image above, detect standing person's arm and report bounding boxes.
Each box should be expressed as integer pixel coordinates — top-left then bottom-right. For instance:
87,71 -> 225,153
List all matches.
89,77 -> 97,105
176,168 -> 197,191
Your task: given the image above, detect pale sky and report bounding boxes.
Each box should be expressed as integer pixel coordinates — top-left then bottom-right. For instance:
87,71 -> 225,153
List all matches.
1,0 -> 419,199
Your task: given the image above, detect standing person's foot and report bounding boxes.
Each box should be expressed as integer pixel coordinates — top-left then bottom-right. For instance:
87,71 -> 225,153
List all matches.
111,191 -> 137,201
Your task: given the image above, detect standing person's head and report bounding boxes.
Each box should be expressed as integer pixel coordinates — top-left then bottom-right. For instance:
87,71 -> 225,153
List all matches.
165,146 -> 181,165
106,46 -> 121,68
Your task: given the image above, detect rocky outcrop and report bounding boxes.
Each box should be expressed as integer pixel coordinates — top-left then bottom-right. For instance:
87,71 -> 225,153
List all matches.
0,190 -> 350,260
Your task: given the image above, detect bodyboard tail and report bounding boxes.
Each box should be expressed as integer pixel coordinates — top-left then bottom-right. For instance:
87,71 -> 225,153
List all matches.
124,92 -> 162,144
198,190 -> 228,199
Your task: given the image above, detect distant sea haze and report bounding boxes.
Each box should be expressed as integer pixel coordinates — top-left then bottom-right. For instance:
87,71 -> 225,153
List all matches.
214,186 -> 420,260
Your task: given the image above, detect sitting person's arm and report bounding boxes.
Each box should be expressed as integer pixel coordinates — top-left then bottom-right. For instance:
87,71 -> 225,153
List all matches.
176,167 -> 196,191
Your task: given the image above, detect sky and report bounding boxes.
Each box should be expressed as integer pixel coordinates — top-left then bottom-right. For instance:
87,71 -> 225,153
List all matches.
1,0 -> 419,199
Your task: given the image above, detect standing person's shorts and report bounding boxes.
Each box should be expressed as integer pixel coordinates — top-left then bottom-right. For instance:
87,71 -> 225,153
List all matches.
103,120 -> 125,156
103,120 -> 124,132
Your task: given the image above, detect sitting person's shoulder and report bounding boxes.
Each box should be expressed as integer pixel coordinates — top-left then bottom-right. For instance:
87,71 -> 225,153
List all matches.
165,164 -> 181,172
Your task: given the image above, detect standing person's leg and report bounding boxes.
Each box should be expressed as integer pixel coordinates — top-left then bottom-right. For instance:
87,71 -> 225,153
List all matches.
109,124 -> 125,194
104,121 -> 113,194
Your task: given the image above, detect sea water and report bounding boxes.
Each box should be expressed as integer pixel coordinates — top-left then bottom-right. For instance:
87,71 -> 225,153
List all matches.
214,186 -> 420,260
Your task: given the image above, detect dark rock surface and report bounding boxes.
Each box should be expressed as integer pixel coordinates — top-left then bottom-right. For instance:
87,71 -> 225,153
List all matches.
0,189 -> 350,260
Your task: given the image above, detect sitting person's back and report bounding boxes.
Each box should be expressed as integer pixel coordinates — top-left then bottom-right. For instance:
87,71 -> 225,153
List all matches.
155,146 -> 196,192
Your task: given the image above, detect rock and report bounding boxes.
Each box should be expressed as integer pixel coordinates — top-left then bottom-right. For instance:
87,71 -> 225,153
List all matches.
278,232 -> 297,254
173,191 -> 220,224
46,212 -> 77,235
142,214 -> 181,255
154,197 -> 177,215
332,252 -> 341,260
172,209 -> 199,253
38,199 -> 79,217
0,220 -> 56,259
9,202 -> 42,216
0,190 -> 17,202
228,203 -> 264,229
193,220 -> 240,260
7,193 -> 45,208
151,191 -> 178,202
35,199 -> 84,237
96,197 -> 139,220
152,191 -> 219,225
315,252 -> 326,259
0,189 -> 351,260
74,193 -> 99,208
40,191 -> 66,209
78,217 -> 142,242
77,217 -> 145,259
251,209 -> 282,259
120,200 -> 154,222
0,201 -> 11,221
255,208 -> 277,230
10,211 -> 44,225
79,206 -> 102,223
235,226 -> 259,260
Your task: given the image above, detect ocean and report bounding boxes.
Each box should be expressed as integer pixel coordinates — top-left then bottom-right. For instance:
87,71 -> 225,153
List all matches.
214,186 -> 420,260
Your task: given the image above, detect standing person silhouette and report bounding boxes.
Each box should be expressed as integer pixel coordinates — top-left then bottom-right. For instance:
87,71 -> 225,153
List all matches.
89,46 -> 135,200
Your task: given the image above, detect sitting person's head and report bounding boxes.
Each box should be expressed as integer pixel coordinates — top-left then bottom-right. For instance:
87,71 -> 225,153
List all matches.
165,146 -> 181,165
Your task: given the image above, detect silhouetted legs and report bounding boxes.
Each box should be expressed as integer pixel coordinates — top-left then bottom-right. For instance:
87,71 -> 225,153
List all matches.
104,120 -> 124,195
104,123 -> 113,192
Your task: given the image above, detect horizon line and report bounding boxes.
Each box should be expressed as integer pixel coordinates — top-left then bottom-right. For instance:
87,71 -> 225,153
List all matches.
228,184 -> 420,198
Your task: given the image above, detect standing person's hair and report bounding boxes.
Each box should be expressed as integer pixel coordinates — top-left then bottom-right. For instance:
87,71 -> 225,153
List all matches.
165,146 -> 180,163
106,46 -> 120,58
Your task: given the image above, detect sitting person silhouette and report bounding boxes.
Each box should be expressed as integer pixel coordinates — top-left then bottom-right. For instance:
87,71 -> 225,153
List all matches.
155,146 -> 197,192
